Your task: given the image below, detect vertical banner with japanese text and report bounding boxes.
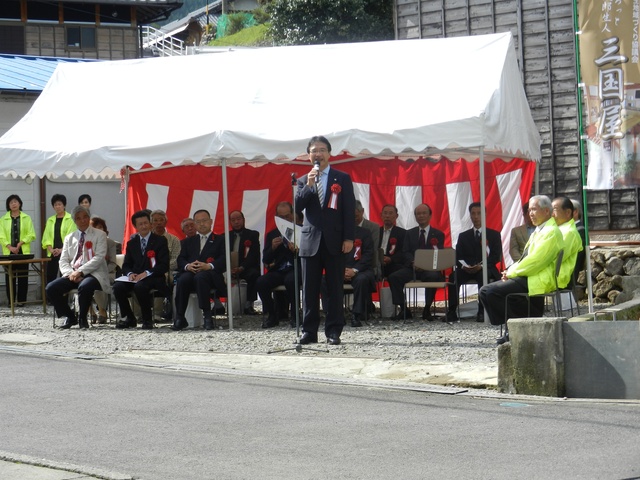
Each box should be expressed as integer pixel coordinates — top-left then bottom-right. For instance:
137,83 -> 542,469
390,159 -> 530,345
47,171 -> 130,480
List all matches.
580,0 -> 640,189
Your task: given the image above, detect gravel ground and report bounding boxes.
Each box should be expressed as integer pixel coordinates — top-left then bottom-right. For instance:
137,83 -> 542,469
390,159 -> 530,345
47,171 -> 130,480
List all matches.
0,300 -> 501,366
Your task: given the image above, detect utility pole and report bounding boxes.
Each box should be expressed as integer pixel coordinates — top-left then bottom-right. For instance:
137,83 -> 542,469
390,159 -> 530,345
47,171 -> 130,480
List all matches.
222,0 -> 228,15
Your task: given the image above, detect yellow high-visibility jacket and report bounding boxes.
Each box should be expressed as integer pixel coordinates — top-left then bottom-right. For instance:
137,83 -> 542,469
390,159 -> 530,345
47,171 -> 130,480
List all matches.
506,217 -> 564,295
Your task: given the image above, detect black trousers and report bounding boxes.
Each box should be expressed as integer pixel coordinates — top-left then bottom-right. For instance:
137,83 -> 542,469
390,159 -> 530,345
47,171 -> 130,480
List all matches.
46,275 -> 101,321
478,277 -> 544,325
256,268 -> 296,318
5,264 -> 28,304
174,269 -> 227,320
301,238 -> 346,338
113,276 -> 166,323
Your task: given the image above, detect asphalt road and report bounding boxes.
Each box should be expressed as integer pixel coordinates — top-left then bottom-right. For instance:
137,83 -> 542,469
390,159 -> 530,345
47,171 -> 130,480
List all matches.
1,351 -> 639,480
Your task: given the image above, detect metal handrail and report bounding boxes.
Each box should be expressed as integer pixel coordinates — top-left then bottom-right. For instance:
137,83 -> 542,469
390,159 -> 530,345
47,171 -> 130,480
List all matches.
141,25 -> 185,56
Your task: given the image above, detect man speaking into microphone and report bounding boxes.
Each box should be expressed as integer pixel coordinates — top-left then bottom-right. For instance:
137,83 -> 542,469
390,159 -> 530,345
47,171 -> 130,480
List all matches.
295,135 -> 356,345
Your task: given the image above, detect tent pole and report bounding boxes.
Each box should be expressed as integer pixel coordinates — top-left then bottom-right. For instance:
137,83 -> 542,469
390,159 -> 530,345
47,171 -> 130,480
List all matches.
573,0 -> 594,313
479,147 -> 489,287
221,159 -> 234,330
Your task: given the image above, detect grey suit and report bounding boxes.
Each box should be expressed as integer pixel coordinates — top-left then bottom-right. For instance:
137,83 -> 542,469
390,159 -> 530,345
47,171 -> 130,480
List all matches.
46,226 -> 109,323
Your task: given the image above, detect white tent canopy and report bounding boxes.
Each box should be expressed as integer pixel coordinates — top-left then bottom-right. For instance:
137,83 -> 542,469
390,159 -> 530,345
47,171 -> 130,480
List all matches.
0,32 -> 540,178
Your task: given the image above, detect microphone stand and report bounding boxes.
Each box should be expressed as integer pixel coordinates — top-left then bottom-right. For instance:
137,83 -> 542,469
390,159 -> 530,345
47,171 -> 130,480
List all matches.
268,173 -> 328,354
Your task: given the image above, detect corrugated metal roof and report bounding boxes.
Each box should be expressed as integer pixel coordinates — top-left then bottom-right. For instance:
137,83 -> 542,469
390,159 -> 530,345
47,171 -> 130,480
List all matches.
0,55 -> 97,93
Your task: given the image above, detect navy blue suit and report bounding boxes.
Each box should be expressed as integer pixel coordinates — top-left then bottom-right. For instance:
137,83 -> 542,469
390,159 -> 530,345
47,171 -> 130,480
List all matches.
388,225 -> 445,309
448,227 -> 502,314
256,227 -> 298,320
229,228 -> 260,303
113,232 -> 169,324
175,233 -> 226,318
379,225 -> 407,278
296,166 -> 355,338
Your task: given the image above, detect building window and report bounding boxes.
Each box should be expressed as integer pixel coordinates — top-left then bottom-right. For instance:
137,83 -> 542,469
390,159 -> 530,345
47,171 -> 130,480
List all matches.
0,25 -> 24,54
66,26 -> 96,50
0,1 -> 21,21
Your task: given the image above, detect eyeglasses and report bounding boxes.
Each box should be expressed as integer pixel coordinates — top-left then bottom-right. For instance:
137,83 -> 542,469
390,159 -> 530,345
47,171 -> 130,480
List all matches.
309,148 -> 328,154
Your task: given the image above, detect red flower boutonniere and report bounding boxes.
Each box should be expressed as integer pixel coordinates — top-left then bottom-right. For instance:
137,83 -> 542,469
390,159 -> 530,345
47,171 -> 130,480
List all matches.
353,239 -> 362,261
389,237 -> 397,255
85,240 -> 94,260
328,183 -> 341,210
206,257 -> 214,264
244,240 -> 251,258
147,250 -> 156,268
430,237 -> 439,250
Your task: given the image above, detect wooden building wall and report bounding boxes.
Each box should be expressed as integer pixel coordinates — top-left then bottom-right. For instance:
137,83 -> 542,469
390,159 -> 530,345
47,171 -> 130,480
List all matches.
395,0 -> 639,231
22,24 -> 138,60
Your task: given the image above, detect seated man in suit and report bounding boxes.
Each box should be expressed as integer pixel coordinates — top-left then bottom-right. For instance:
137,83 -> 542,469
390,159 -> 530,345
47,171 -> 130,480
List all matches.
379,204 -> 406,279
388,203 -> 445,321
341,225 -> 375,327
173,209 -> 227,331
509,202 -> 534,262
257,202 -> 298,329
151,209 -> 181,321
228,210 -> 261,315
446,202 -> 502,323
114,210 -> 170,330
47,205 -> 109,329
479,195 -> 564,344
552,196 -> 583,289
355,200 -> 380,276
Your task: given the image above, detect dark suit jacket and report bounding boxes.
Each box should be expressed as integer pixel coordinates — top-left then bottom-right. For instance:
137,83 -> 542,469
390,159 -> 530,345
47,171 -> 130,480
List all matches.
263,227 -> 295,272
122,232 -> 169,279
379,225 -> 407,268
345,226 -> 373,272
402,226 -> 445,267
455,228 -> 502,280
177,233 -> 226,274
296,167 -> 356,257
231,228 -> 260,272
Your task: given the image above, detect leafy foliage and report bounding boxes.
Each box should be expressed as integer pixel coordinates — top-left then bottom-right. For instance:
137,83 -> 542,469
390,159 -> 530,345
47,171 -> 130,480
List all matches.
267,0 -> 394,45
208,24 -> 271,47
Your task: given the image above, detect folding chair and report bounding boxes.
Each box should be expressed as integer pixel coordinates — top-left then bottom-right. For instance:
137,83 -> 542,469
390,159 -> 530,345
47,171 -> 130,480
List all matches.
52,289 -> 78,328
403,248 -> 456,322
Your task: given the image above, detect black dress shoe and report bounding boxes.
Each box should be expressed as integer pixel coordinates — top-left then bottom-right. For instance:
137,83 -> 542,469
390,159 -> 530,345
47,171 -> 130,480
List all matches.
422,307 -> 434,321
141,321 -> 154,330
58,317 -> 78,329
78,318 -> 90,329
298,332 -> 318,344
393,307 -> 412,320
262,316 -> 279,329
171,319 -> 189,331
496,332 -> 510,345
327,335 -> 341,345
444,310 -> 458,323
115,317 -> 137,329
203,317 -> 215,330
351,314 -> 363,327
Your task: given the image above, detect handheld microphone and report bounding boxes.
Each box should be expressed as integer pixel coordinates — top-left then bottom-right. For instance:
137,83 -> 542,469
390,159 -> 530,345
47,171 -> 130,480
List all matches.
313,160 -> 320,172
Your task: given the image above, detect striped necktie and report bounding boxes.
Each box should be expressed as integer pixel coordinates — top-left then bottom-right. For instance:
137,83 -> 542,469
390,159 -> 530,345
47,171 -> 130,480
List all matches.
316,172 -> 324,206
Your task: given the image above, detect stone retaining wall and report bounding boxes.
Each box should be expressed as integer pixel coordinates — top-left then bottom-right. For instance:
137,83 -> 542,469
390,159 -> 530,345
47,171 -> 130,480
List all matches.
577,246 -> 640,304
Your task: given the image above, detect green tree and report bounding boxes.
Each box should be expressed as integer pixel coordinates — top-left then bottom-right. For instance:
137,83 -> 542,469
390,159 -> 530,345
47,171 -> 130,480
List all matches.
267,0 -> 394,45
